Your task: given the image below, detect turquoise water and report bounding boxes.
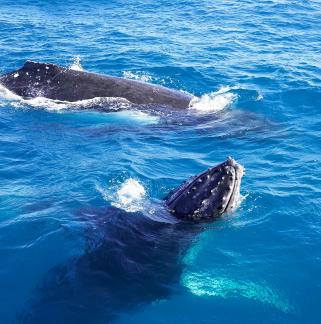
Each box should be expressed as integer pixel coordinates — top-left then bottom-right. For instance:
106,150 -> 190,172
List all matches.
0,0 -> 321,323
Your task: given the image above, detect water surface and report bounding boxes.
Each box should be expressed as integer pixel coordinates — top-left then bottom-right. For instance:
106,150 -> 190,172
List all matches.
0,0 -> 321,323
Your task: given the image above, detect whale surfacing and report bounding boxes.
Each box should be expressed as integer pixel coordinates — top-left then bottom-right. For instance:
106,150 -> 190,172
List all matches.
166,157 -> 244,220
0,61 -> 193,108
19,158 -> 244,323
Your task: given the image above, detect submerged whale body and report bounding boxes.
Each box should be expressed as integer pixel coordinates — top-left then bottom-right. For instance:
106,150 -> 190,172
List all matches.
0,61 -> 193,108
20,158 -> 244,323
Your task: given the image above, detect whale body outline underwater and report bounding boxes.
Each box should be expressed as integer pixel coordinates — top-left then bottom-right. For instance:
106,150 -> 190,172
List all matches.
18,158 -> 247,323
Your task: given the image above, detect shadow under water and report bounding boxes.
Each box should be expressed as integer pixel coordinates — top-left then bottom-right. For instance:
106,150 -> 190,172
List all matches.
19,207 -> 204,324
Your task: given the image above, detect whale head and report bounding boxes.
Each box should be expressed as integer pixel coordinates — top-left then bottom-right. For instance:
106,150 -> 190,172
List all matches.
165,157 -> 244,221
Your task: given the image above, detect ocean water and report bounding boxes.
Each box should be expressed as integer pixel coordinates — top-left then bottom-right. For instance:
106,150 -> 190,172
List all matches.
0,0 -> 321,323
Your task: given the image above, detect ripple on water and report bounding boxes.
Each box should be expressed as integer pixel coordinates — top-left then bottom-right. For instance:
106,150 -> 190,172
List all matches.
0,0 -> 321,322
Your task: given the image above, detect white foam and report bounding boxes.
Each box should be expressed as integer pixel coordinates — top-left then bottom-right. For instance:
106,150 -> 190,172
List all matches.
0,83 -> 21,101
96,180 -> 178,223
181,271 -> 291,313
69,56 -> 84,71
13,95 -> 131,112
97,178 -> 147,213
123,71 -> 152,83
0,83 -> 159,124
256,92 -> 264,101
189,86 -> 239,113
116,179 -> 146,205
0,82 -> 135,112
232,193 -> 247,212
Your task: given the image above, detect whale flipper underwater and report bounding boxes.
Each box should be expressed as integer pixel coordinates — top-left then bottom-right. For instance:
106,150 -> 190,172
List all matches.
19,158 -> 244,323
0,61 -> 193,109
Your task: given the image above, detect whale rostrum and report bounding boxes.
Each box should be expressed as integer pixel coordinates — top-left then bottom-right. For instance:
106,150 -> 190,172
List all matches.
165,157 -> 244,220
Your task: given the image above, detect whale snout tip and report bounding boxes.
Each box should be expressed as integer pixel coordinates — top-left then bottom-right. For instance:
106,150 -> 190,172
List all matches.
226,155 -> 243,170
224,156 -> 244,179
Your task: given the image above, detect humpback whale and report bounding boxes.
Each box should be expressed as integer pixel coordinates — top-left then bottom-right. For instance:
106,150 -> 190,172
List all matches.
20,158 -> 244,323
0,61 -> 193,109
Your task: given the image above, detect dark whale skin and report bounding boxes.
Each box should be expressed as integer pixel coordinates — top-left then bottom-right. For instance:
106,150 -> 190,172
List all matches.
0,61 -> 193,108
18,207 -> 201,324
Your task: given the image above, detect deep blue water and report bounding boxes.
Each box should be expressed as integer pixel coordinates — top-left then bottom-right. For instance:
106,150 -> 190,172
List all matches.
0,0 -> 321,323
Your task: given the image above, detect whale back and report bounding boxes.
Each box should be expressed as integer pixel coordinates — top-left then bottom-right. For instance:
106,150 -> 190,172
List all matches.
0,61 -> 193,108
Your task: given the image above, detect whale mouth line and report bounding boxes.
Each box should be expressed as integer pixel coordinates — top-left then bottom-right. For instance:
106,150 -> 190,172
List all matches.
223,177 -> 237,213
222,159 -> 244,214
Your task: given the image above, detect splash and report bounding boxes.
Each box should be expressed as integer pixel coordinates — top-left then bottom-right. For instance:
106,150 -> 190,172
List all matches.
97,178 -> 147,213
0,78 -> 130,111
116,179 -> 146,204
189,86 -> 239,113
181,271 -> 292,313
0,83 -> 21,101
96,180 -> 177,223
11,95 -> 131,112
123,71 -> 152,83
232,193 -> 247,211
0,83 -> 159,124
256,92 -> 264,101
69,56 -> 84,71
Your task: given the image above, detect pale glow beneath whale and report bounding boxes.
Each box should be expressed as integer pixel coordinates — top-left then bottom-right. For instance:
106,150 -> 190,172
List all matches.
181,271 -> 292,313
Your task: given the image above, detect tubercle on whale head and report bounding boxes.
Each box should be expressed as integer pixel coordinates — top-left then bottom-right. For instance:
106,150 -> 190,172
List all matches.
165,157 -> 244,221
